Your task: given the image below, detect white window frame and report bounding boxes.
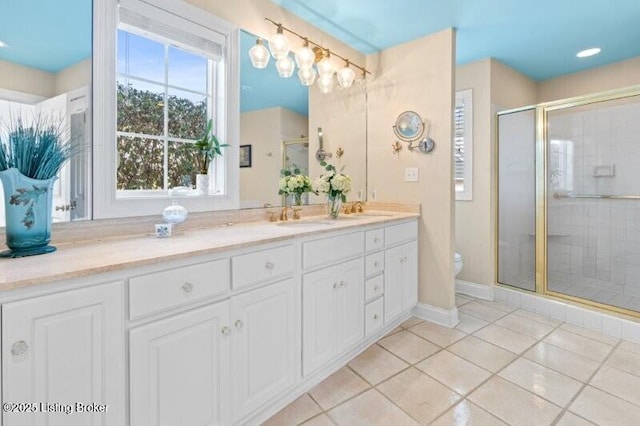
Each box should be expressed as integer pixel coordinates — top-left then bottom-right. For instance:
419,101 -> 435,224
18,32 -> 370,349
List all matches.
93,0 -> 239,219
455,89 -> 473,201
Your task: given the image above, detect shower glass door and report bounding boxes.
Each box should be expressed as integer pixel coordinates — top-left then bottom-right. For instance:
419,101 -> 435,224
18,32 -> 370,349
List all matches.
497,108 -> 537,291
546,94 -> 640,313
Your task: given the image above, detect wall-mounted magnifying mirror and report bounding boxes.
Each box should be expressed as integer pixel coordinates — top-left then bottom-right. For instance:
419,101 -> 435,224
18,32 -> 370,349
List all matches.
392,110 -> 435,153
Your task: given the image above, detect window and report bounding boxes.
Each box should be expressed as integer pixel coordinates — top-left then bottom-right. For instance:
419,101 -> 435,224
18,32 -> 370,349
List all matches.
93,0 -> 239,219
455,89 -> 473,201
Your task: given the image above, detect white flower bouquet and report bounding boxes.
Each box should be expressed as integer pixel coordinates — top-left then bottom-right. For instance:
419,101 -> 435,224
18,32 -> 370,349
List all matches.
314,161 -> 352,218
278,167 -> 314,205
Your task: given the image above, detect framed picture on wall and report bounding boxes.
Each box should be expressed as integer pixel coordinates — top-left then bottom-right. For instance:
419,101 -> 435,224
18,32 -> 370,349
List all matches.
239,145 -> 252,168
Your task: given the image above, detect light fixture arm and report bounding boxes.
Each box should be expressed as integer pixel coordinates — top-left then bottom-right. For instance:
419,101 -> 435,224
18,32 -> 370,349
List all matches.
264,17 -> 370,76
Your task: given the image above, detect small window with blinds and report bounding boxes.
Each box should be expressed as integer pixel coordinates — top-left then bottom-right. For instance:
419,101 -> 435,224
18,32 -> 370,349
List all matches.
116,0 -> 227,195
455,89 -> 473,201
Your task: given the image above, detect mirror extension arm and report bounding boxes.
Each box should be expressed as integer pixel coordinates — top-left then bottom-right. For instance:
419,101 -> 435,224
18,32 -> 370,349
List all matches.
315,127 -> 333,162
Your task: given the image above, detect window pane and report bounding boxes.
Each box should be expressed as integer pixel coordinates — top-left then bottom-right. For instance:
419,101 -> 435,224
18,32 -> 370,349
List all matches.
168,141 -> 198,189
168,88 -> 208,139
117,79 -> 165,136
168,46 -> 208,93
117,30 -> 165,83
117,136 -> 164,190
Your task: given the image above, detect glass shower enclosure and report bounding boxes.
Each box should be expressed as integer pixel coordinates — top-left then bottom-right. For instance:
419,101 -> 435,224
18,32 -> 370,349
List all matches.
497,87 -> 640,316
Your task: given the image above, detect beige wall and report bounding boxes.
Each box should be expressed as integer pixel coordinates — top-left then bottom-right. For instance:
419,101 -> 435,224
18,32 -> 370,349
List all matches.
367,28 -> 456,310
0,60 -> 55,98
538,56 -> 640,103
454,59 -> 537,288
239,107 -> 308,207
455,59 -> 492,286
55,59 -> 92,96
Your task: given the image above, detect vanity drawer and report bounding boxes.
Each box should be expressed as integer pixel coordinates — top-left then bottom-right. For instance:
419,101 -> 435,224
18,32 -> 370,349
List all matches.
365,275 -> 384,303
365,297 -> 384,336
129,259 -> 229,319
365,229 -> 384,252
303,232 -> 365,269
365,252 -> 384,277
385,221 -> 418,247
232,245 -> 295,289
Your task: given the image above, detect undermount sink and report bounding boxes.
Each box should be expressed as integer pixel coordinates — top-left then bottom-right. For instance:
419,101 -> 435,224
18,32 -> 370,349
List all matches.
276,220 -> 335,227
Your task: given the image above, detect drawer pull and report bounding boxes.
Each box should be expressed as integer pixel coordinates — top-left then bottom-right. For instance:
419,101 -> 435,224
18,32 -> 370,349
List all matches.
374,261 -> 379,267
265,261 -> 275,270
221,326 -> 231,336
341,280 -> 347,287
373,314 -> 379,320
374,285 -> 380,291
374,237 -> 379,243
11,341 -> 28,359
333,282 -> 339,289
182,282 -> 194,293
235,320 -> 244,330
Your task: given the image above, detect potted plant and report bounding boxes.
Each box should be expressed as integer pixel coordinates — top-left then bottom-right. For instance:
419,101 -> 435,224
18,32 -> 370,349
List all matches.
314,161 -> 352,219
0,117 -> 74,257
193,118 -> 228,194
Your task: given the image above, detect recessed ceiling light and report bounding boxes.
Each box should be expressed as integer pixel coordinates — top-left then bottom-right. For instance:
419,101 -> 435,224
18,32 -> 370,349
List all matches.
576,48 -> 601,58
0,40 -> 8,48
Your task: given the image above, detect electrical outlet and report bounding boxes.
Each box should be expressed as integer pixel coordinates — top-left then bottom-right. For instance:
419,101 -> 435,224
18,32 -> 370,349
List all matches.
405,167 -> 419,182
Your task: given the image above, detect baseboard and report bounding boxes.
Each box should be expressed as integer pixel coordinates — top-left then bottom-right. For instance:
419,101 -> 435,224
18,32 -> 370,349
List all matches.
455,279 -> 494,301
413,303 -> 459,328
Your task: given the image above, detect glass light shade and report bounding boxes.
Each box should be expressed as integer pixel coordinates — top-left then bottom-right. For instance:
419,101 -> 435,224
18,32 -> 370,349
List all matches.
297,67 -> 317,86
269,31 -> 291,60
276,56 -> 295,78
248,40 -> 270,69
317,56 -> 334,78
336,65 -> 356,88
317,74 -> 334,94
295,45 -> 315,69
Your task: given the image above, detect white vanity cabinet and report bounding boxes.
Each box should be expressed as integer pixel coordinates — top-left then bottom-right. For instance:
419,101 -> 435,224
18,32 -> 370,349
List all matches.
230,278 -> 296,421
384,240 -> 418,322
2,282 -> 125,426
302,258 -> 364,376
129,301 -> 230,426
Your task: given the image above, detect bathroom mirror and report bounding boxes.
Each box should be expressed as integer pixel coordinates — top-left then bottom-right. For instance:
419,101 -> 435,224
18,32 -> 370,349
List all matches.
0,0 -> 93,227
239,29 -> 368,209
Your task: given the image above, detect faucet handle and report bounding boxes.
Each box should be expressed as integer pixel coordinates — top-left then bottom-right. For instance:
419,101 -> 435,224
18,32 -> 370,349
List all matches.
267,211 -> 277,222
343,203 -> 352,214
292,207 -> 302,220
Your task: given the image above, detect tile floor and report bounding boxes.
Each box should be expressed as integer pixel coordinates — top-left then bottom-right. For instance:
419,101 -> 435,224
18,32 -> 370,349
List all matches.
264,294 -> 640,426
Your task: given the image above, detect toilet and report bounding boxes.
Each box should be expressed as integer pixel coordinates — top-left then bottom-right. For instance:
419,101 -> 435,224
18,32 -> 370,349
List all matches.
455,252 -> 463,277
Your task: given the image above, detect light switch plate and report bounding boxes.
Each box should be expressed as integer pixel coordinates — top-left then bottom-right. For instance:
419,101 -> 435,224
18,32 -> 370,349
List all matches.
405,167 -> 419,182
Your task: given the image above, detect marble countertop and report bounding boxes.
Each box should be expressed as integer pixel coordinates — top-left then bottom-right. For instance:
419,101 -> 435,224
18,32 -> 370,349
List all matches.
0,211 -> 419,291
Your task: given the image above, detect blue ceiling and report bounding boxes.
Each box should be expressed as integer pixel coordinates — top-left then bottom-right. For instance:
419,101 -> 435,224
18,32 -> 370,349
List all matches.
240,30 -> 309,116
0,0 -> 92,72
270,0 -> 640,81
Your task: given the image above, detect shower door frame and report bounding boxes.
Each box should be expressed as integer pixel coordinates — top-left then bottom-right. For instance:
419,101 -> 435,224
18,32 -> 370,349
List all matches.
496,84 -> 640,318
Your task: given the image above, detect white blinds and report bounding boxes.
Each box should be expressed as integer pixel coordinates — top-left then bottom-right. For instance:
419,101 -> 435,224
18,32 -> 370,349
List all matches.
119,0 -> 224,61
454,99 -> 466,182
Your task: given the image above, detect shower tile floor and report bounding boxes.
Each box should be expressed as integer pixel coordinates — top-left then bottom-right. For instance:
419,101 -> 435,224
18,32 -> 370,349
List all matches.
264,295 -> 640,426
549,279 -> 640,313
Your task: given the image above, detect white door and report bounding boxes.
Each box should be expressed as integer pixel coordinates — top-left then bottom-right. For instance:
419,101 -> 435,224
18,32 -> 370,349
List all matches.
402,241 -> 419,310
336,258 -> 365,353
129,302 -> 230,426
2,282 -> 125,426
302,265 -> 338,376
231,279 -> 296,421
384,245 -> 405,322
36,94 -> 69,222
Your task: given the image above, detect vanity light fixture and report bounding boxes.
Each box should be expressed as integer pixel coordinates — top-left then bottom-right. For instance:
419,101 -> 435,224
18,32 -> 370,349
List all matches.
250,18 -> 370,94
248,39 -> 270,69
576,47 -> 601,58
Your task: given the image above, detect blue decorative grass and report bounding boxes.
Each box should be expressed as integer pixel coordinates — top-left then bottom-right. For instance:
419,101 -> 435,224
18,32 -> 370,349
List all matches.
0,115 -> 75,180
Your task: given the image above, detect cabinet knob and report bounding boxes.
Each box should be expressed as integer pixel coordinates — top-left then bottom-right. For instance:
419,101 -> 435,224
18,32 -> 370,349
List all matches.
374,285 -> 380,291
374,237 -> 379,243
11,341 -> 28,360
221,326 -> 231,336
373,314 -> 379,320
235,320 -> 244,330
265,261 -> 275,270
374,261 -> 379,267
341,280 -> 347,287
182,282 -> 194,293
333,282 -> 339,289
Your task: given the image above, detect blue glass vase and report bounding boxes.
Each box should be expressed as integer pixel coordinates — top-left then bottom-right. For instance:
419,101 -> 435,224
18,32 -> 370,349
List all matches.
0,168 -> 57,258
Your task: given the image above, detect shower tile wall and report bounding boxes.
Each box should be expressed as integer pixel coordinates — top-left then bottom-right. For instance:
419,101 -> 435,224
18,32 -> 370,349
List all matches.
547,98 -> 640,312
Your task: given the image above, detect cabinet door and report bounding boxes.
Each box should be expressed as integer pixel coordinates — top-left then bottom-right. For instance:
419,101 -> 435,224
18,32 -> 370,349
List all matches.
302,266 -> 338,376
402,241 -> 419,310
336,258 -> 365,352
2,282 -> 125,426
231,279 -> 296,421
384,245 -> 405,322
130,302 -> 230,426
